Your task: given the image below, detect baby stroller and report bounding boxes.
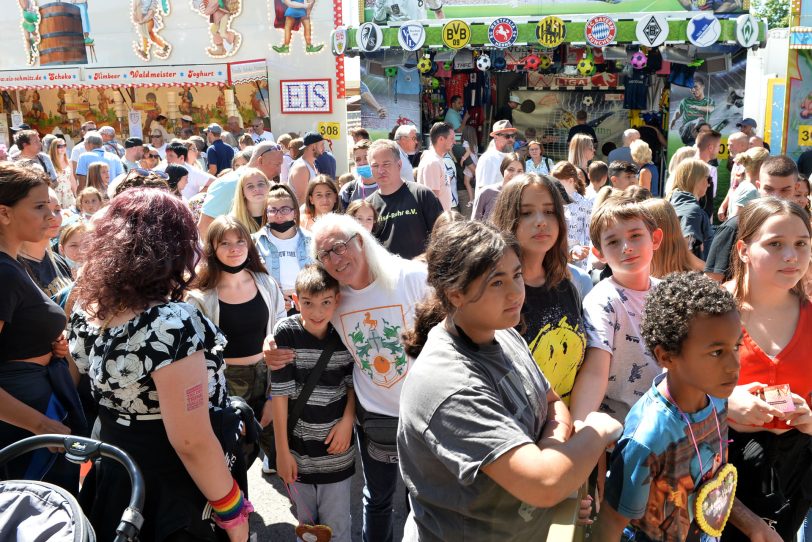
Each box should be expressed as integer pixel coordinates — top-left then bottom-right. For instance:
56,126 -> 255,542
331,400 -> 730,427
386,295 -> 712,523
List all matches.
0,435 -> 145,542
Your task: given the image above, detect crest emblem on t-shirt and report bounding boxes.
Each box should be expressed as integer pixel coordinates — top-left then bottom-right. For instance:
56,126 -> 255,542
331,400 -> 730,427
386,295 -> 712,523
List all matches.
343,305 -> 408,388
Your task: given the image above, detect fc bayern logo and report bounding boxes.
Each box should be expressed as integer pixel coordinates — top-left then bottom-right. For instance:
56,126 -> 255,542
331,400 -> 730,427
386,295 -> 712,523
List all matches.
585,15 -> 617,47
488,18 -> 518,49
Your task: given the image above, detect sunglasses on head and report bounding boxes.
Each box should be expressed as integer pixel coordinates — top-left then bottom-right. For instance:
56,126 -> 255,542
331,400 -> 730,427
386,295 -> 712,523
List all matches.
129,167 -> 169,180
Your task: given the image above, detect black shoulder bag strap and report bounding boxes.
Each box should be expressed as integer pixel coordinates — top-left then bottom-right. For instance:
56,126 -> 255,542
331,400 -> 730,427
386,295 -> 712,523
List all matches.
286,331 -> 342,434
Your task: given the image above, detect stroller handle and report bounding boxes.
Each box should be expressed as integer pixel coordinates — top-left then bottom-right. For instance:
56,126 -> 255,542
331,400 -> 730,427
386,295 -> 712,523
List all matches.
0,434 -> 146,542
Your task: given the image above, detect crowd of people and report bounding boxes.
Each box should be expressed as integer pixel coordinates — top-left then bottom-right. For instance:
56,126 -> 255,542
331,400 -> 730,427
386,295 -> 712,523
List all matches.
0,110 -> 810,542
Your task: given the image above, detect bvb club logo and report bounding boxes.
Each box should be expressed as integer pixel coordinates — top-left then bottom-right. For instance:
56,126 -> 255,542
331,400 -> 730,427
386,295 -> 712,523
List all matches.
442,19 -> 471,49
536,16 -> 566,49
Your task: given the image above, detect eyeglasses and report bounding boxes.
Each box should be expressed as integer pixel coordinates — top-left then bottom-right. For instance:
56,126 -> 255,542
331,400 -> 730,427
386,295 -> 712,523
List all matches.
147,154 -> 160,159
150,135 -> 162,139
316,233 -> 358,263
56,144 -> 67,148
500,134 -> 516,140
266,205 -> 294,216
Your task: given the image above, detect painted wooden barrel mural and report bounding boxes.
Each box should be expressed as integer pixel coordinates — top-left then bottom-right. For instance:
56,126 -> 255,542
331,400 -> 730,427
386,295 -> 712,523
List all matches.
38,2 -> 88,66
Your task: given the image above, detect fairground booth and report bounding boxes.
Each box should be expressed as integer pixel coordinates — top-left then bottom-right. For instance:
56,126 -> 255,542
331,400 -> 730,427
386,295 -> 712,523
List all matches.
0,0 -> 350,168
333,0 -> 767,199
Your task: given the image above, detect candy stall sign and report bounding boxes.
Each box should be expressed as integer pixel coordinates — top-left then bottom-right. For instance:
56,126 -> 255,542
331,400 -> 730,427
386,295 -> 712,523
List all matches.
280,79 -> 332,114
83,65 -> 227,86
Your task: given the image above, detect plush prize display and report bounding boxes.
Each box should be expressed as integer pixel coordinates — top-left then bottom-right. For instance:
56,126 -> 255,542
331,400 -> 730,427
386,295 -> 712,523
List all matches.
384,66 -> 398,77
524,54 -> 541,71
476,54 -> 491,71
631,51 -> 648,70
417,56 -> 433,74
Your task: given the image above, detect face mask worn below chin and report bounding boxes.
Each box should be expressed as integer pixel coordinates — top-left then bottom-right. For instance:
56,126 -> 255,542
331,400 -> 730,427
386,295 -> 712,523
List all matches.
269,220 -> 296,233
220,259 -> 249,274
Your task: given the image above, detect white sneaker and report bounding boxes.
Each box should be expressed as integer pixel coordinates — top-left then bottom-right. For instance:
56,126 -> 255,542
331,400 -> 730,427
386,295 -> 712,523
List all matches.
262,456 -> 276,475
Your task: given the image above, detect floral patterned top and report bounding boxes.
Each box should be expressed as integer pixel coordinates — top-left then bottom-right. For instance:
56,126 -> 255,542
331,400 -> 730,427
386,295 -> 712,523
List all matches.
53,164 -> 76,210
68,302 -> 228,415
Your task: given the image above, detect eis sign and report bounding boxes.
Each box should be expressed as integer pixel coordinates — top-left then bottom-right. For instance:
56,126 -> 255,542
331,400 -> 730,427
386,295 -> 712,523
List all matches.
280,79 -> 332,114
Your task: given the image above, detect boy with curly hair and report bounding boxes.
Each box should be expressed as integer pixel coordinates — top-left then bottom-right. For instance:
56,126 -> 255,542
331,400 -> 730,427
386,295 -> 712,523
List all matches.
593,272 -> 781,542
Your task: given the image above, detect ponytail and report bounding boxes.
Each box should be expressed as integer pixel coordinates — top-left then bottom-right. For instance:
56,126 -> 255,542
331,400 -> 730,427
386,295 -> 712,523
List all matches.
403,295 -> 447,358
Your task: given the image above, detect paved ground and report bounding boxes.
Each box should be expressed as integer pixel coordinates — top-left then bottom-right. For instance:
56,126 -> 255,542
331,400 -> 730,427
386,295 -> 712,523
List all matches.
247,455 -> 408,541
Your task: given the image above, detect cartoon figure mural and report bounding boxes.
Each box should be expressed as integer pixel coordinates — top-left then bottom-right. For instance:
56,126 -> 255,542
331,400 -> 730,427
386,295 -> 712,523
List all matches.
272,0 -> 323,53
131,0 -> 172,61
18,0 -> 41,66
251,80 -> 270,118
190,0 -> 243,57
68,0 -> 94,46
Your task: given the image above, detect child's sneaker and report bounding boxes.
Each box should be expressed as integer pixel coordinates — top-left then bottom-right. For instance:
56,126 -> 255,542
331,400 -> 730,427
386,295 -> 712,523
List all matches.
261,455 -> 276,475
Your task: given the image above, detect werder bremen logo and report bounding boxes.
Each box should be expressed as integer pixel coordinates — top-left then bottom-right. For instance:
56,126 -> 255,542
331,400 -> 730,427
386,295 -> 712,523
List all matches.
348,311 -> 407,388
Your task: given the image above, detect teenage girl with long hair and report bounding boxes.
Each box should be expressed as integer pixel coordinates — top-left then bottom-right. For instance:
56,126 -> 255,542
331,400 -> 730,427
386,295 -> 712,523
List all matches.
300,175 -> 339,232
490,173 -> 590,402
188,215 -> 287,468
568,133 -> 595,184
472,153 -> 525,221
722,197 -> 812,541
252,184 -> 313,311
85,162 -> 110,202
640,198 -> 705,278
48,137 -> 76,209
551,161 -> 592,270
398,219 -> 622,541
230,167 -> 271,234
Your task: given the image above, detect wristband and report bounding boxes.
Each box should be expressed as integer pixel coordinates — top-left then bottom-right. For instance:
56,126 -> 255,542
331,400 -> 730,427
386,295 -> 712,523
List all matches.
213,497 -> 254,530
210,479 -> 243,523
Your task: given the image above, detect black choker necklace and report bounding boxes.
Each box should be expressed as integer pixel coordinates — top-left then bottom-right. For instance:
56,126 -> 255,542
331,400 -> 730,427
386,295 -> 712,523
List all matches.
221,260 -> 249,274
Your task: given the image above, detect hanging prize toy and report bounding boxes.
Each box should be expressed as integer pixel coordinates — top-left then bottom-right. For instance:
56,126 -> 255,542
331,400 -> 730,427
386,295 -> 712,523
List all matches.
577,50 -> 595,76
525,54 -> 541,71
631,51 -> 648,70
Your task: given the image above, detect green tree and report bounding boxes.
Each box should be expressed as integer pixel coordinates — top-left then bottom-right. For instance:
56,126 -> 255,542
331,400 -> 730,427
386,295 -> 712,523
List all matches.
752,0 -> 790,29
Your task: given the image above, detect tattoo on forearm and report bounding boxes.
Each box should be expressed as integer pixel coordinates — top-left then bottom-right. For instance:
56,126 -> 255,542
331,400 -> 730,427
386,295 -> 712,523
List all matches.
185,384 -> 204,411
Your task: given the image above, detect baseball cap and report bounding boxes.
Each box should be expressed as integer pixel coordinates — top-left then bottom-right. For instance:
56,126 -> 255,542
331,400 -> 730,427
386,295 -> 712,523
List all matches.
303,131 -> 324,147
204,123 -> 223,135
508,94 -> 521,104
124,137 -> 144,148
180,115 -> 193,123
10,123 -> 30,132
490,120 -> 518,136
736,118 -> 757,129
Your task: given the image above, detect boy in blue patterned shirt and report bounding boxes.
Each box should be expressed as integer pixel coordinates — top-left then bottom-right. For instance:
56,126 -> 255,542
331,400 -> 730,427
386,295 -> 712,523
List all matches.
593,272 -> 781,542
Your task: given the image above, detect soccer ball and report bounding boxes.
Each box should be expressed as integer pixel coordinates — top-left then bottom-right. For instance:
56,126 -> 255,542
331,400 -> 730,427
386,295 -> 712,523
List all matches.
476,55 -> 491,71
443,61 -> 452,71
577,56 -> 595,76
582,96 -> 594,107
525,54 -> 541,71
631,51 -> 647,70
417,56 -> 432,74
539,55 -> 552,70
429,77 -> 440,89
493,56 -> 507,70
384,67 -> 398,78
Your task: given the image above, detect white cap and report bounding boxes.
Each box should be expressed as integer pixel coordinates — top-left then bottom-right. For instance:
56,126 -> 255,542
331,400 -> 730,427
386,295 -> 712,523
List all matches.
509,94 -> 521,103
